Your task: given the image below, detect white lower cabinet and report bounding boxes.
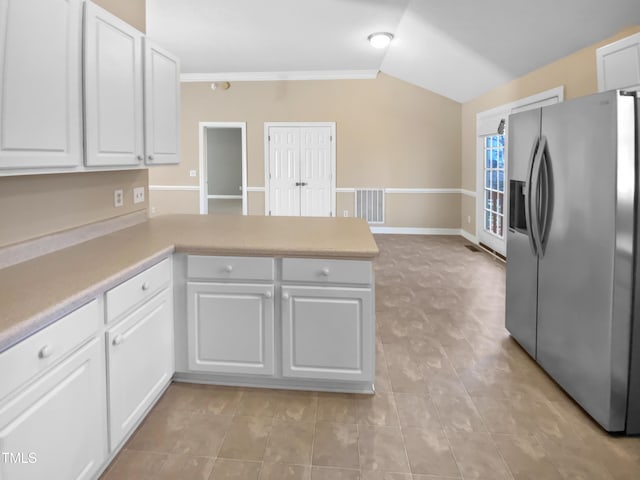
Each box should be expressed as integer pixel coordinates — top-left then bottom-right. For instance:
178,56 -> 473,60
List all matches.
281,285 -> 373,382
0,338 -> 106,480
181,255 -> 376,391
106,288 -> 173,451
187,282 -> 275,375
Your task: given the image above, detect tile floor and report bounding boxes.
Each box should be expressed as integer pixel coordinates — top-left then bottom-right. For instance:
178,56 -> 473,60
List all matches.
101,235 -> 640,479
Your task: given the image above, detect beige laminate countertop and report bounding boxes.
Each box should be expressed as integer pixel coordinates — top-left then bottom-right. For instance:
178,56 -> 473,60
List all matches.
0,214 -> 378,353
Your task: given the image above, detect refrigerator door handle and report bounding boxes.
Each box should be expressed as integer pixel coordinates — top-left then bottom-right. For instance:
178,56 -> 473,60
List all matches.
539,137 -> 551,254
530,135 -> 547,257
524,136 -> 540,256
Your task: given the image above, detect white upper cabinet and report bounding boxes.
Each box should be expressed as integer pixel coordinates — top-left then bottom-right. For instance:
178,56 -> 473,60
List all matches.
84,1 -> 144,167
597,33 -> 640,92
144,39 -> 180,165
0,0 -> 83,170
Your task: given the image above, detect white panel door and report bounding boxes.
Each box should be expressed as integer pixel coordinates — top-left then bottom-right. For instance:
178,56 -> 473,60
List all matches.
269,127 -> 300,216
0,338 -> 106,480
0,0 -> 82,171
267,124 -> 334,217
187,282 -> 275,375
281,285 -> 373,382
143,38 -> 180,165
84,1 -> 144,167
106,289 -> 173,451
300,127 -> 332,216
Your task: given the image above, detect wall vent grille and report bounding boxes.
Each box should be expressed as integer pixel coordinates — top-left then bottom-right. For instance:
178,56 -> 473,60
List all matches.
355,189 -> 385,224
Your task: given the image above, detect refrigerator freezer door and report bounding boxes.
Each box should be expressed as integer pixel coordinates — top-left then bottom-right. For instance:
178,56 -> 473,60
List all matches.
536,91 -> 636,431
627,94 -> 640,434
505,230 -> 538,357
505,108 -> 541,358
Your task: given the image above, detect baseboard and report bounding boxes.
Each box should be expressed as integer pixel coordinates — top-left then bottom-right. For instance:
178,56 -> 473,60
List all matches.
460,229 -> 478,244
369,227 -> 463,236
369,227 -> 480,243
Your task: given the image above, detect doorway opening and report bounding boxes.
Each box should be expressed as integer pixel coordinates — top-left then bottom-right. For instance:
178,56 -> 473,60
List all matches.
198,122 -> 247,215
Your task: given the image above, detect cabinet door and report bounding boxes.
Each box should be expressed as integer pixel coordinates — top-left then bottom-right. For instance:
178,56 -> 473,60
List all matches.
596,33 -> 640,92
0,338 -> 106,480
144,38 -> 180,165
0,0 -> 82,171
281,285 -> 374,382
84,1 -> 144,167
187,282 -> 275,375
107,289 -> 173,451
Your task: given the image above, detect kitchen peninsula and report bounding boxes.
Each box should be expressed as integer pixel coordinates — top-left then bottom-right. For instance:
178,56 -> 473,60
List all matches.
0,213 -> 378,479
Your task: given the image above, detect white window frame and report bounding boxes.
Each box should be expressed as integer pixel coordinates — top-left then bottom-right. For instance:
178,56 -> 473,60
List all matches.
475,86 -> 564,255
263,122 -> 337,217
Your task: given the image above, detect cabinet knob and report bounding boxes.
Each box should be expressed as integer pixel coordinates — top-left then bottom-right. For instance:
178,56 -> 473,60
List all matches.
224,265 -> 233,273
137,155 -> 143,161
264,291 -> 272,299
38,345 -> 53,359
320,267 -> 330,276
147,155 -> 154,161
282,292 -> 290,300
142,281 -> 150,291
112,334 -> 124,346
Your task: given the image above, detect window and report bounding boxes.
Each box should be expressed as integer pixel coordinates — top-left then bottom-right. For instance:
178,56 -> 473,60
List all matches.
483,134 -> 505,238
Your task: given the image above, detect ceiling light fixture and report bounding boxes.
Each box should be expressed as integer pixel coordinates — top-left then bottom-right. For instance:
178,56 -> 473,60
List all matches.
368,32 -> 393,49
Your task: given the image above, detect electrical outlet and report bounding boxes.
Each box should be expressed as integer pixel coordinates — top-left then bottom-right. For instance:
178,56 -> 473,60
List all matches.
133,187 -> 145,204
114,189 -> 124,207
151,206 -> 157,214
467,215 -> 471,224
189,170 -> 197,177
343,210 -> 349,217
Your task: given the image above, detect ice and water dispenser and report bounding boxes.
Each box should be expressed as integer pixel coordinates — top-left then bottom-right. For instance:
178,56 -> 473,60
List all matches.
509,180 -> 527,234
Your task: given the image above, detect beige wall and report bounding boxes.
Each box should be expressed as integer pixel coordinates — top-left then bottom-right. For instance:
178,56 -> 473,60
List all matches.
94,0 -> 145,32
149,189 -> 198,216
0,0 -> 148,248
0,170 -> 148,248
461,25 -> 640,236
149,73 -> 462,228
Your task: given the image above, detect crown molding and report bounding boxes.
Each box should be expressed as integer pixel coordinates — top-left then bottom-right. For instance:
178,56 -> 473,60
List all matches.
180,70 -> 379,83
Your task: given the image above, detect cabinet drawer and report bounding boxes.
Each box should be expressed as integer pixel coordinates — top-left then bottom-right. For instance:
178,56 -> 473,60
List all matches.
282,258 -> 372,285
187,255 -> 274,281
106,257 -> 172,323
0,299 -> 100,401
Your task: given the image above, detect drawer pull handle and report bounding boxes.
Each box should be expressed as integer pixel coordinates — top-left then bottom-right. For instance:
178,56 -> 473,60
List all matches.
282,292 -> 290,300
320,267 -> 330,276
142,282 -> 150,291
137,155 -> 143,161
224,265 -> 233,273
264,291 -> 272,299
112,334 -> 125,346
148,155 -> 154,161
38,345 -> 53,359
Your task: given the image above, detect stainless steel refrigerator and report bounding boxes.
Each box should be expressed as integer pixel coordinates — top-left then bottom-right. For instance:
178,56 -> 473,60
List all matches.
505,89 -> 640,434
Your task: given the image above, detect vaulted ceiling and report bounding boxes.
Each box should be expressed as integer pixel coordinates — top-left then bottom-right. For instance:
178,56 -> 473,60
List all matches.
147,0 -> 640,103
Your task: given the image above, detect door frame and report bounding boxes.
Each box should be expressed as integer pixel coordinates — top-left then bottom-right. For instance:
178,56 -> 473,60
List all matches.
198,122 -> 248,215
475,86 -> 564,256
264,122 -> 337,216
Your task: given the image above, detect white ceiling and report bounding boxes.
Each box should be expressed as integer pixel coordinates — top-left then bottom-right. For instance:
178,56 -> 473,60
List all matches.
147,0 -> 640,103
